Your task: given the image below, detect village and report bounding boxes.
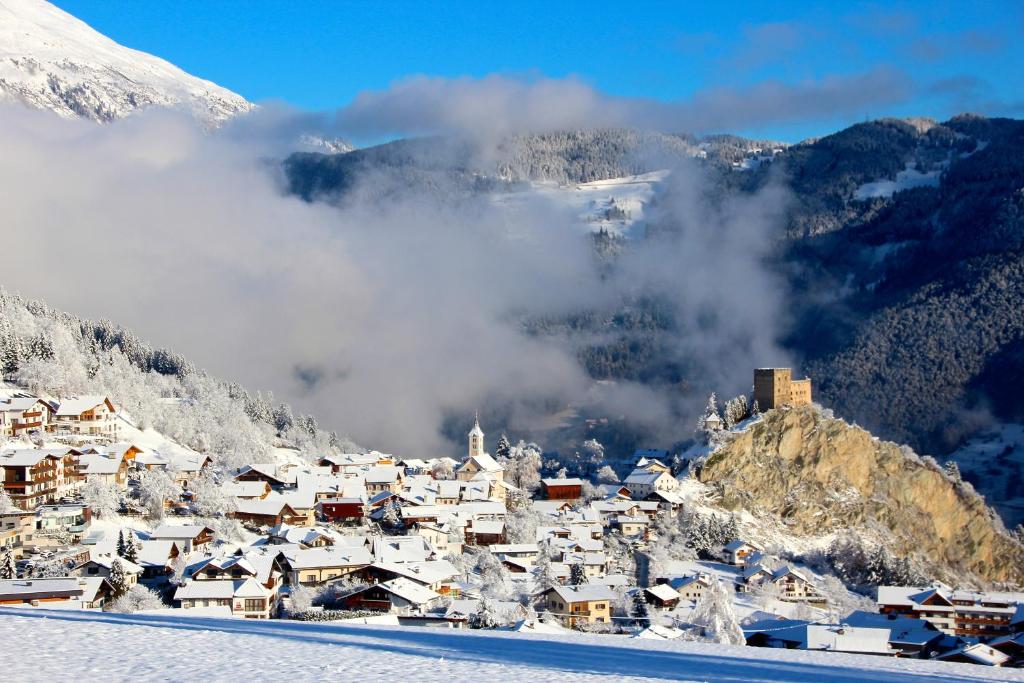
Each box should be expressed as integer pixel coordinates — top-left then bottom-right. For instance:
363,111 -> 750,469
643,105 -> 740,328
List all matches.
0,371 -> 1022,670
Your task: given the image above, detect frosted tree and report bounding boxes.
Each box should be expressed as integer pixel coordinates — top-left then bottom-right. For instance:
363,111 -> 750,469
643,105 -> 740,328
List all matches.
288,584 -> 315,615
430,459 -> 455,480
478,552 -> 514,600
123,533 -> 139,564
472,595 -> 501,629
596,465 -> 619,484
533,547 -> 558,593
116,530 -> 126,557
137,468 -> 180,521
0,549 -> 15,579
382,499 -> 402,530
0,488 -> 16,513
168,553 -> 187,587
495,434 -> 512,462
188,471 -> 235,517
944,461 -> 962,483
690,579 -> 744,645
108,585 -> 164,613
569,561 -> 587,586
108,559 -> 129,598
505,441 -> 542,495
82,479 -> 122,519
723,395 -> 750,429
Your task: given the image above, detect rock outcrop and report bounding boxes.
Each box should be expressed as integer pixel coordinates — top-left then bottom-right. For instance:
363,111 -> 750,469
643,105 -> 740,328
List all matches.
698,405 -> 1024,585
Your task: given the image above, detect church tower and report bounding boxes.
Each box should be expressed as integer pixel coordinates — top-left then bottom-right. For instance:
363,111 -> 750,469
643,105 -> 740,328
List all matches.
468,412 -> 484,459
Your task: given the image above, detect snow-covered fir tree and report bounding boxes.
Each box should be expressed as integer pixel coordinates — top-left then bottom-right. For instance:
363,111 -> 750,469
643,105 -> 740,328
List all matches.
690,579 -> 744,645
631,589 -> 650,625
108,558 -> 129,598
123,533 -> 139,564
569,561 -> 587,586
0,549 -> 15,579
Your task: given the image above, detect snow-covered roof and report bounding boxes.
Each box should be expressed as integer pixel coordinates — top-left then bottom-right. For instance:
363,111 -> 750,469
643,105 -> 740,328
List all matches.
375,577 -> 441,606
936,643 -> 1010,666
136,540 -> 179,568
0,448 -> 64,467
541,478 -> 584,486
469,519 -> 504,535
644,584 -> 681,602
150,524 -> 212,540
372,560 -> 459,586
364,466 -> 400,484
174,579 -> 266,601
547,584 -> 615,603
725,539 -> 763,552
458,452 -> 503,474
55,395 -> 113,416
284,547 -> 372,570
79,452 -> 122,475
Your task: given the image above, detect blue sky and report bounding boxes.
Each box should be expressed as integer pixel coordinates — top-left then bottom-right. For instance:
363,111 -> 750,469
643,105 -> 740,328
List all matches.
53,0 -> 1024,141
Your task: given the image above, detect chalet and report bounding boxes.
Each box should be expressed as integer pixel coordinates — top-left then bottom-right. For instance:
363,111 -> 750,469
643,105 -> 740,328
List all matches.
175,578 -> 276,618
614,515 -> 649,539
630,450 -> 670,470
0,577 -> 111,609
78,451 -> 129,488
74,553 -> 143,586
364,560 -> 460,594
464,519 -> 506,546
843,611 -> 945,658
149,524 -> 215,552
769,567 -> 823,603
644,583 -> 681,609
0,397 -> 53,437
878,585 -> 1024,638
318,453 -> 381,475
268,524 -> 334,548
340,577 -> 443,614
0,449 -> 74,509
622,469 -> 677,498
541,478 -> 584,501
398,504 -> 448,526
320,496 -> 366,523
540,584 -> 615,628
234,463 -> 291,488
725,539 -> 764,565
372,536 -> 435,564
54,396 -> 119,438
413,522 -> 461,556
135,540 -> 182,581
488,543 -> 540,563
645,490 -> 684,515
363,466 -> 403,495
743,619 -> 811,649
989,633 -> 1024,667
668,573 -> 713,602
0,508 -> 35,557
222,480 -> 271,500
232,498 -> 305,528
935,643 -> 1010,667
283,547 -> 373,585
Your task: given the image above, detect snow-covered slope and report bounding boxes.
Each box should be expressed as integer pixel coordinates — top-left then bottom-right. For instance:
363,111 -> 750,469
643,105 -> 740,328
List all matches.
0,0 -> 252,125
1,608 -> 1017,683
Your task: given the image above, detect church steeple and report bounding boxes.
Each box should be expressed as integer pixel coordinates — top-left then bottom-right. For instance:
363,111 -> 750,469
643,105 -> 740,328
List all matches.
468,412 -> 484,459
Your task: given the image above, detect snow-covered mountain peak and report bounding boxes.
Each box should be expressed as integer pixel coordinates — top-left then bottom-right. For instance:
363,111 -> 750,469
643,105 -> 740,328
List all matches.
0,0 -> 253,125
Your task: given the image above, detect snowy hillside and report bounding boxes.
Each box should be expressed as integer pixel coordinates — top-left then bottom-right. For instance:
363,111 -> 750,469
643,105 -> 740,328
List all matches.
0,608 -> 1017,683
0,0 -> 252,125
945,423 -> 1024,529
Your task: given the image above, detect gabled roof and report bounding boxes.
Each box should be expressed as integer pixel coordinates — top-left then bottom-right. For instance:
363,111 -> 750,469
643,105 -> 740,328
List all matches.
55,396 -> 114,416
374,577 -> 441,605
546,583 -> 616,603
0,448 -> 64,467
150,524 -> 214,540
644,584 -> 681,602
725,539 -> 763,552
136,540 -> 180,568
936,643 -> 1010,666
458,452 -> 502,473
283,546 -> 372,570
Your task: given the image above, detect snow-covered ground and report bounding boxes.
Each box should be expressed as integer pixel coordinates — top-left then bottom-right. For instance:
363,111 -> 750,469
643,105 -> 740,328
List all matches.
494,170 -> 669,238
853,163 -> 942,200
1,607 -> 1018,683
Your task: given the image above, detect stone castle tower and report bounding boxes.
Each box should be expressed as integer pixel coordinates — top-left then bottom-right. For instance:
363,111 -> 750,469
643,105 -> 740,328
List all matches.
754,368 -> 812,410
468,412 -> 484,459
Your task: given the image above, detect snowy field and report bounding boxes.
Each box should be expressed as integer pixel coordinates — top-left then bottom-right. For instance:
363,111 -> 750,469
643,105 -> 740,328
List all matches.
1,608 -> 1020,683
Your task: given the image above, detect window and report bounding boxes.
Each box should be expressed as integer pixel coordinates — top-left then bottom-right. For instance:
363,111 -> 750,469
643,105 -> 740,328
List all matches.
244,599 -> 264,612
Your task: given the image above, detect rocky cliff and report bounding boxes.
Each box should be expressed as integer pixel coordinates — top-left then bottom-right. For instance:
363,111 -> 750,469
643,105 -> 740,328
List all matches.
698,404 -> 1024,585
